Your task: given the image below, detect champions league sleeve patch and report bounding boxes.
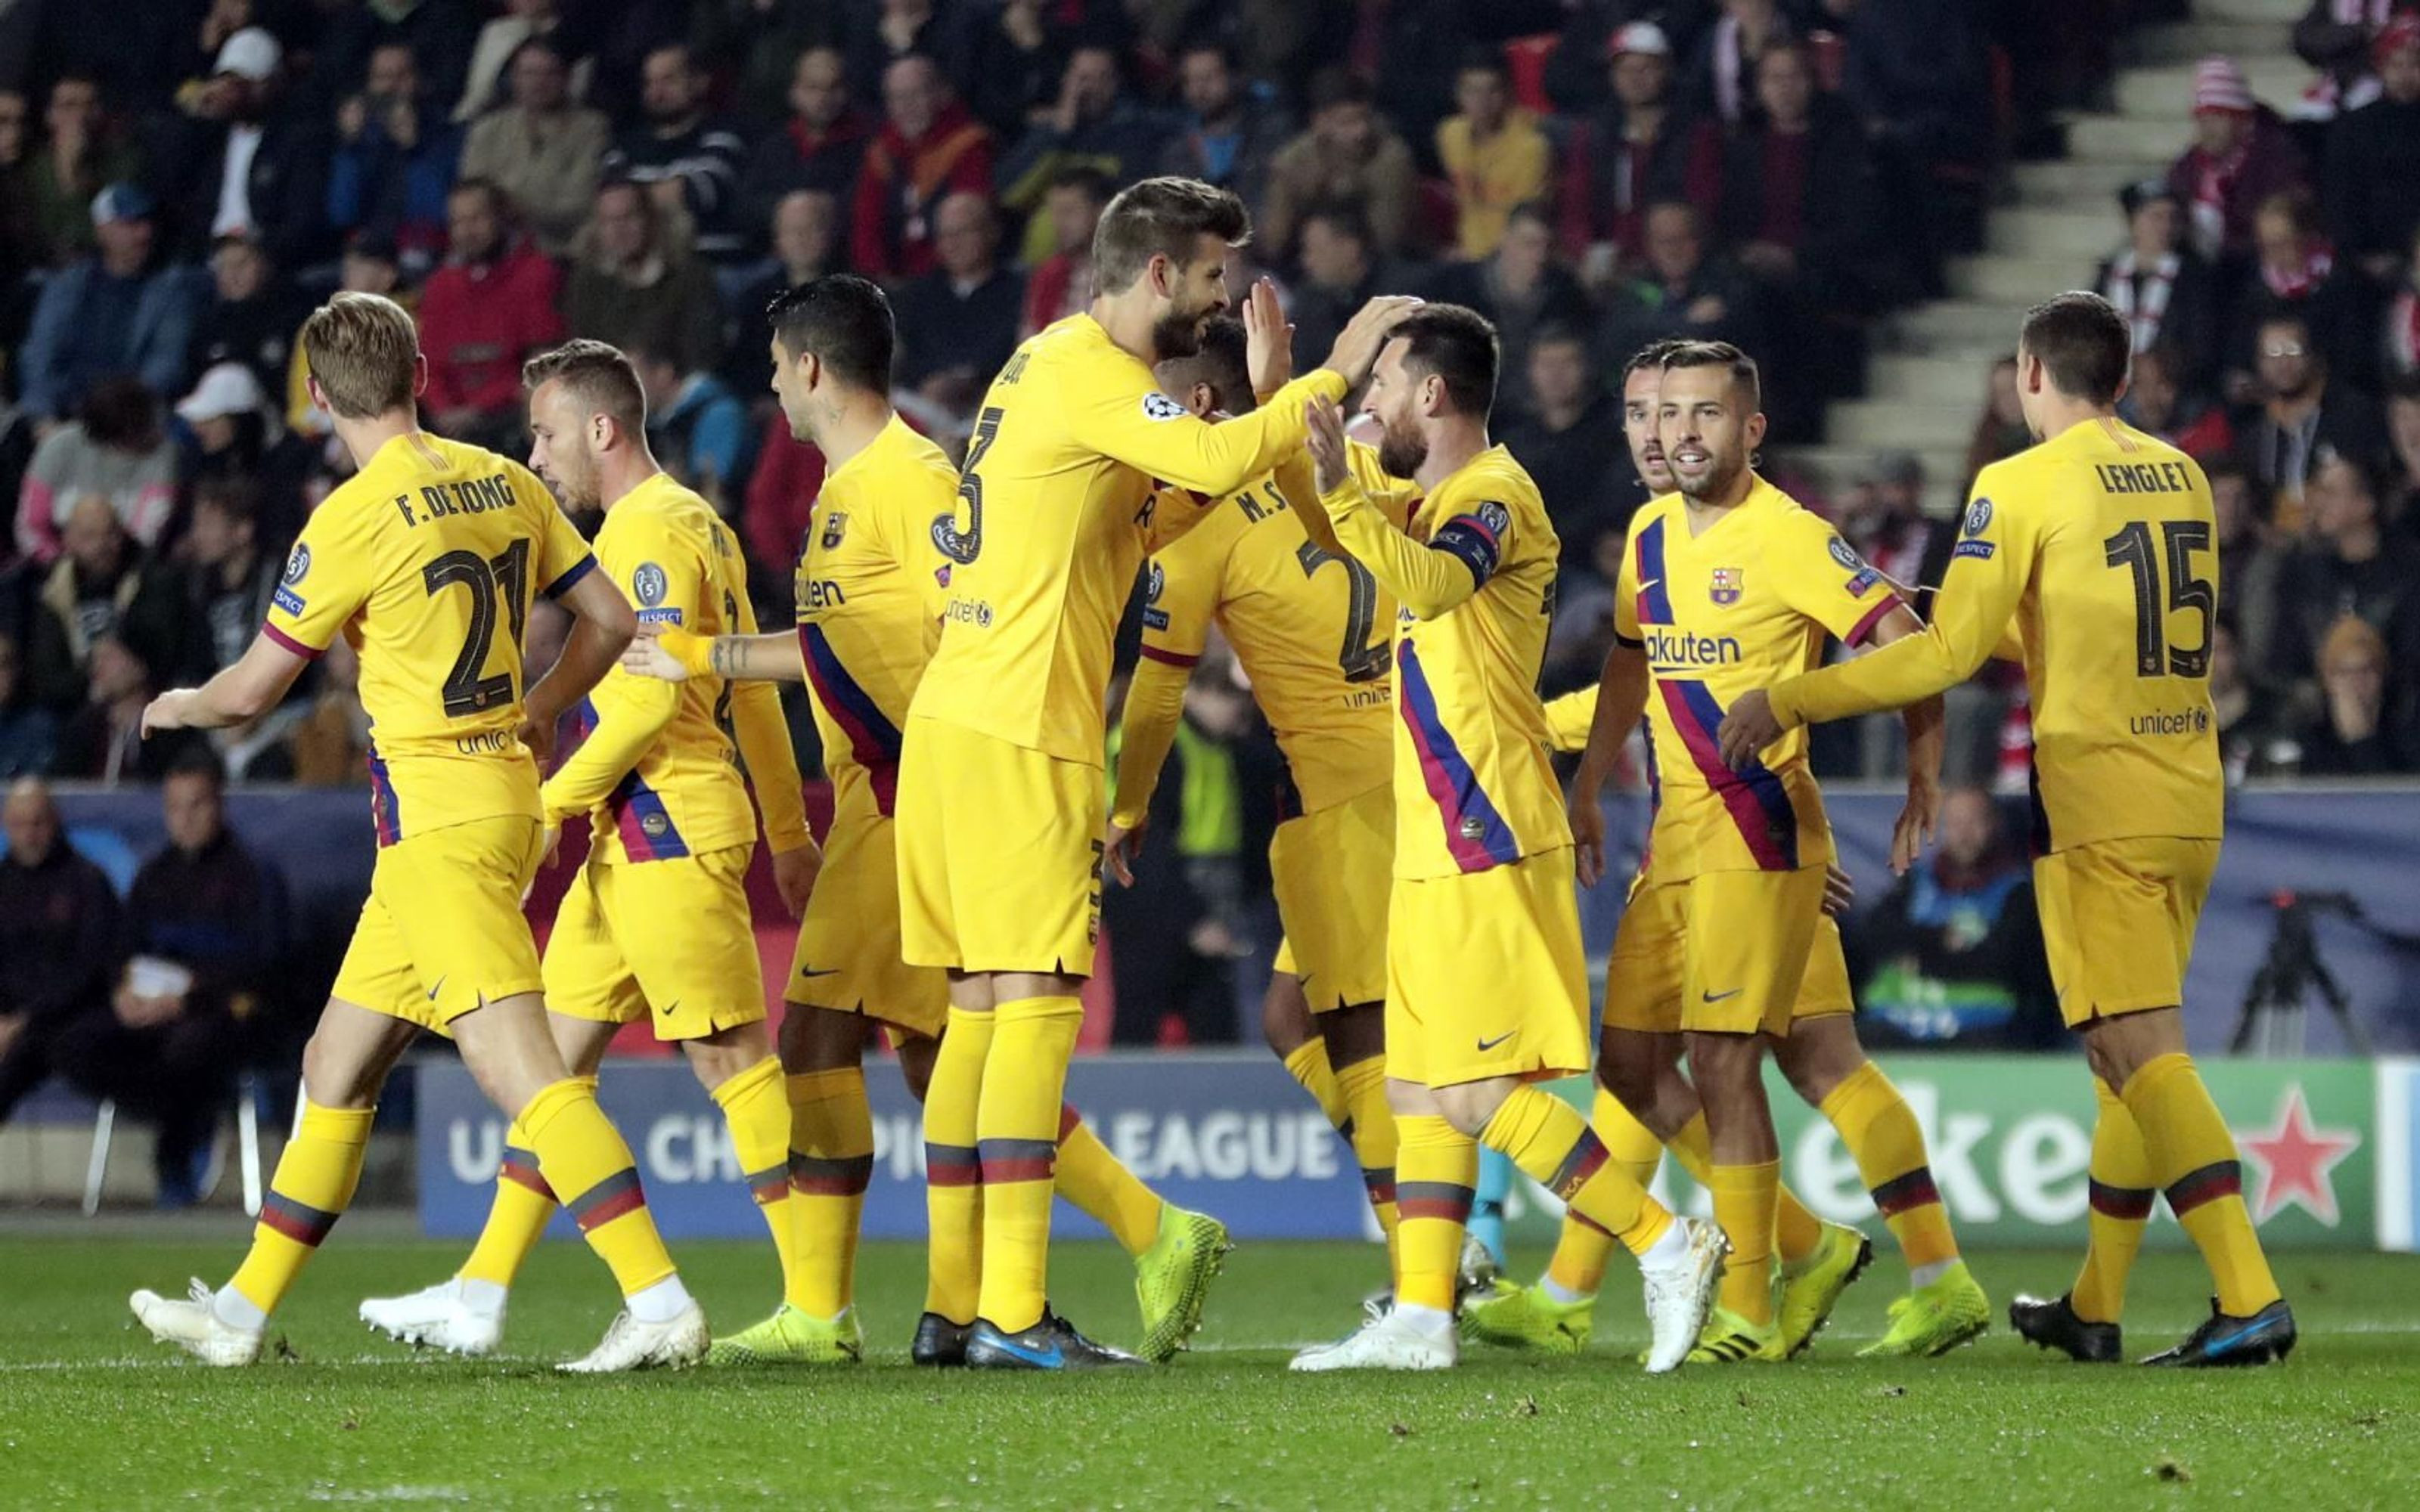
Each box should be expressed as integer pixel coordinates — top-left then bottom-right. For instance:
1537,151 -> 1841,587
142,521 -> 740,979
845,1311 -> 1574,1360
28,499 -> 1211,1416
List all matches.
272,543 -> 310,615
1141,392 -> 1188,422
1963,497 -> 1994,537
1827,535 -> 1865,572
631,562 -> 670,607
1141,561 -> 1169,630
1431,502 -> 1511,587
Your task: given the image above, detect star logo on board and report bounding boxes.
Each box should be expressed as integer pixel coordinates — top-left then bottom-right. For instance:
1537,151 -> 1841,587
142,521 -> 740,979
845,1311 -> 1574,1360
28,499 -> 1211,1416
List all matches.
2235,1085 -> 2360,1225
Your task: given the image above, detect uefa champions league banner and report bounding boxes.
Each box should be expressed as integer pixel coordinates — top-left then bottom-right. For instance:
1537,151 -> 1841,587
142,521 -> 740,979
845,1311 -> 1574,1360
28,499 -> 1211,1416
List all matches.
417,1052 -> 2393,1250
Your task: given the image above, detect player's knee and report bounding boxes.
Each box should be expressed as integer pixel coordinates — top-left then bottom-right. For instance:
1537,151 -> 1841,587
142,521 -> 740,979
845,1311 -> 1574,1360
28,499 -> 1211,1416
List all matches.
1259,982 -> 1310,1058
1685,1032 -> 1762,1094
1773,1030 -> 1860,1108
897,1034 -> 937,1102
1432,1079 -> 1511,1138
299,1024 -> 382,1111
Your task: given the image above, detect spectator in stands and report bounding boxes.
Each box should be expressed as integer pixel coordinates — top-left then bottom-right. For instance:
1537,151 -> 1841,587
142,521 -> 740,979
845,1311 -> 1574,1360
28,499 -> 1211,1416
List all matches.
57,752 -> 280,1204
0,635 -> 56,779
1502,324 -> 1629,578
2293,0 -> 2401,121
2210,455 -> 2286,675
563,179 -> 725,376
604,43 -> 752,267
1835,0 -> 1993,175
453,0 -> 588,122
284,233 -> 405,441
327,41 -> 462,279
25,495 -> 185,714
2097,179 -> 2223,392
417,178 -> 563,451
851,54 -> 996,282
1683,0 -> 1802,129
2322,14 -> 2420,282
1963,355 -> 2031,490
2212,618 -> 2295,782
456,36 -> 609,259
1158,40 -> 1290,214
2237,309 -> 2388,520
188,231 -> 300,403
743,419 -> 825,602
1260,70 -> 1416,263
2166,56 -> 2308,263
2387,376 -> 2420,529
892,191 -> 1025,438
175,477 -> 280,680
1559,22 -> 1719,288
1720,37 -> 1894,316
2271,449 -> 2420,712
16,378 -> 177,564
1839,450 -> 1938,593
1425,202 -> 1590,423
2387,225 -> 2420,383
2238,187 -> 2366,384
315,0 -> 479,120
739,46 -> 870,249
631,342 -> 751,515
20,73 -> 138,268
999,45 -> 1168,261
1020,166 -> 1108,338
17,185 -> 201,426
0,779 -> 123,1139
726,189 -> 845,398
1597,200 -> 1762,376
53,634 -> 203,782
1435,51 -> 1551,265
2293,614 -> 2419,772
284,636 -> 370,786
2124,342 -> 2235,460
157,27 -> 330,271
173,362 -> 271,489
1847,787 -> 2060,1051
846,0 -> 984,107
963,0 -> 1079,135
0,90 -> 28,296
1284,204 -> 1417,382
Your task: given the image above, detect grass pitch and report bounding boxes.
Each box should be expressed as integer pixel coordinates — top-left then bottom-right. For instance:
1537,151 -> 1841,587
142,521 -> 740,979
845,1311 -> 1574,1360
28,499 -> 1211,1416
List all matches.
5,1222 -> 2415,1510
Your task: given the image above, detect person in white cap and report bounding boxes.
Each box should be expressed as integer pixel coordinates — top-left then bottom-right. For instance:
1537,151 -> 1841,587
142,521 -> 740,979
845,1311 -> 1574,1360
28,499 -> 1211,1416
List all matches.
163,24 -> 329,269
1561,21 -> 1716,287
175,362 -> 271,479
2162,55 -> 2308,262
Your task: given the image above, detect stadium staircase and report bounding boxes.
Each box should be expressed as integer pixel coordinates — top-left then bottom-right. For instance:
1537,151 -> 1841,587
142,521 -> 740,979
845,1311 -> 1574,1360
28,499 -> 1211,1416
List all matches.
1779,0 -> 2310,516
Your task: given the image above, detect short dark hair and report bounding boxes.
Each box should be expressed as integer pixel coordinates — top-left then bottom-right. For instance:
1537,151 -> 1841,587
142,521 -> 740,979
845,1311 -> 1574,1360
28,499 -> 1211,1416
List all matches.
2018,291 -> 2131,404
1092,176 -> 1251,294
166,748 -> 225,789
523,338 -> 648,434
2257,307 -> 2316,347
80,376 -> 159,448
1621,336 -> 1686,385
1048,164 -> 1114,204
2199,452 -> 2248,487
504,33 -> 570,73
191,475 -> 261,527
1660,339 -> 1762,410
1308,67 -> 1371,115
1390,303 -> 1499,420
1531,322 -> 1587,355
765,274 -> 896,392
1178,38 -> 1239,71
1160,316 -> 1252,414
449,175 -> 508,217
1299,202 -> 1372,249
1458,46 -> 1510,81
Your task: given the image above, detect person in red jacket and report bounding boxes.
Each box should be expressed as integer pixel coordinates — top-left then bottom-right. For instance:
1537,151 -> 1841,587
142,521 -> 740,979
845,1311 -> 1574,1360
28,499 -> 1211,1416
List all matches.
849,54 -> 994,282
416,178 -> 563,449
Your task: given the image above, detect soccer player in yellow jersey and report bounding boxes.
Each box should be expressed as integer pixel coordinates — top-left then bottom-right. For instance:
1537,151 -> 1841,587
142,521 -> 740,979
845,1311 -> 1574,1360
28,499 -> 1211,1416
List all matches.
1287,305 -> 1727,1374
1721,293 -> 2294,1367
354,339 -> 820,1359
129,293 -> 705,1371
894,176 -> 1416,1369
621,276 -> 1230,1367
1105,315 -> 1404,1261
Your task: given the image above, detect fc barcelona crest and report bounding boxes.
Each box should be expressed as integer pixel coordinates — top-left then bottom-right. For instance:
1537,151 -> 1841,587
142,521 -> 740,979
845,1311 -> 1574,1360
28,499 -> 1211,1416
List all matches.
1709,566 -> 1742,606
820,511 -> 849,550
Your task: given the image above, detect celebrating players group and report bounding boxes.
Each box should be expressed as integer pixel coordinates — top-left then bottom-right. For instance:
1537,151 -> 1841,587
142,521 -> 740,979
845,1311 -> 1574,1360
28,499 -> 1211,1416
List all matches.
125,174 -> 2296,1376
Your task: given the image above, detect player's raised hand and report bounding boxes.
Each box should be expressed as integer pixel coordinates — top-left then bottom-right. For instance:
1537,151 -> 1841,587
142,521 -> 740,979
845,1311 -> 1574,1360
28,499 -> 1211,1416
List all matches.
1103,815 -> 1149,888
1323,294 -> 1423,386
1568,785 -> 1608,889
1889,779 -> 1940,877
620,621 -> 696,683
1303,395 -> 1351,494
1716,689 -> 1783,770
1823,863 -> 1857,916
771,838 -> 822,919
1242,277 -> 1294,398
141,689 -> 199,736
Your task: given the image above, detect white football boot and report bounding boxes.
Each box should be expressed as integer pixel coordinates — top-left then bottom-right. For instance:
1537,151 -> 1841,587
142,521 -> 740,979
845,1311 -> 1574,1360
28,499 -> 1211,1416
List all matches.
130,1280 -> 264,1367
358,1278 -> 505,1356
1639,1216 -> 1730,1374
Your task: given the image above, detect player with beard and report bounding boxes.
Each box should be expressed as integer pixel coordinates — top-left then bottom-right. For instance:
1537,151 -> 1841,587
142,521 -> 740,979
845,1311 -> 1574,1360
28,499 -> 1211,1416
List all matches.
895,176 -> 1417,1369
1289,306 -> 1728,1374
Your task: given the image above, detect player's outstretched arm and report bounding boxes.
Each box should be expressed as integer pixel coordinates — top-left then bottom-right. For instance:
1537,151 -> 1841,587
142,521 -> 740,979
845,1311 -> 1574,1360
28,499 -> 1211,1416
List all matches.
141,632 -> 312,734
1304,395 -> 1481,621
1861,603 -> 1945,875
723,593 -> 820,914
1106,654 -> 1192,886
620,624 -> 807,684
1568,641 -> 1650,888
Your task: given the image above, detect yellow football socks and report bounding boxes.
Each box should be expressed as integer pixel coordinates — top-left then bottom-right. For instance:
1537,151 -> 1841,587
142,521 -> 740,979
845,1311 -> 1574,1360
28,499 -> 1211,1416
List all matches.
1334,1055 -> 1401,1252
228,1098 -> 374,1316
521,1077 -> 676,1297
457,1114 -> 559,1290
1544,1088 -> 1660,1297
1599,1087 -> 1665,1187
1281,1039 -> 1345,1128
974,994 -> 1084,1333
1393,1113 -> 1475,1313
783,1064 -> 874,1317
1820,1062 -> 1959,1272
2072,1079 -> 2152,1325
1669,1112 -> 1822,1266
2121,1053 -> 2282,1318
1709,1159 -> 1781,1325
1482,1086 -> 1672,1257
1053,1103 -> 1162,1256
922,1005 -> 992,1325
712,1055 -> 796,1277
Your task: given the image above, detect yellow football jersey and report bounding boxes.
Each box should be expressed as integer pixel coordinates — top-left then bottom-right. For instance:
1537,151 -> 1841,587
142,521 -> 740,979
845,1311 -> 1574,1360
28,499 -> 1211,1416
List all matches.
1614,476 -> 1901,878
1770,417 -> 2223,850
1138,466 -> 1395,815
541,472 -> 769,863
265,432 -> 595,844
794,415 -> 957,816
1322,441 -> 1569,881
908,314 -> 1348,765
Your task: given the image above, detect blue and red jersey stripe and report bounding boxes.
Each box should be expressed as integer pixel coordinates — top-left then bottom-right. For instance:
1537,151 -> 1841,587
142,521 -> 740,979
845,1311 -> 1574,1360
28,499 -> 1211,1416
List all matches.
1396,640 -> 1522,873
799,622 -> 904,816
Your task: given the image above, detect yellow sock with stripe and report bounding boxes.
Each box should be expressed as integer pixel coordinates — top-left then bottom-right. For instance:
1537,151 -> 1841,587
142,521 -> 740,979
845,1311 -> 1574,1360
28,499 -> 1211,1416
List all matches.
521,1077 -> 677,1298
1481,1086 -> 1672,1259
785,1066 -> 875,1317
1819,1061 -> 1959,1278
1393,1113 -> 1476,1314
1668,1112 -> 1823,1267
457,1115 -> 558,1290
1599,1086 -> 1665,1185
1709,1159 -> 1781,1325
710,1055 -> 796,1288
974,994 -> 1084,1333
921,1005 -> 992,1324
2071,1080 -> 2152,1325
223,1098 -> 374,1322
2120,1053 -> 2282,1318
1281,1039 -> 1345,1127
1543,1088 -> 1657,1298
1053,1104 -> 1162,1255
1334,1055 -> 1401,1255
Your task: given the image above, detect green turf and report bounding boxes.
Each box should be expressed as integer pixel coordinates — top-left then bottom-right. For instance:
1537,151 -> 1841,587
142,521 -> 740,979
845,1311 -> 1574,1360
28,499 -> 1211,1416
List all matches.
5,1226 -> 2415,1509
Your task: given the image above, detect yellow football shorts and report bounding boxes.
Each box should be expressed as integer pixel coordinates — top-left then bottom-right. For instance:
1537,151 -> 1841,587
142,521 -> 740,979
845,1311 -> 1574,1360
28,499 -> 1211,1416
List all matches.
544,841 -> 766,1040
1602,860 -> 1846,1037
331,814 -> 548,1033
1268,780 -> 1394,1012
2034,836 -> 2218,1028
1385,847 -> 1590,1088
788,777 -> 949,1038
896,714 -> 1105,976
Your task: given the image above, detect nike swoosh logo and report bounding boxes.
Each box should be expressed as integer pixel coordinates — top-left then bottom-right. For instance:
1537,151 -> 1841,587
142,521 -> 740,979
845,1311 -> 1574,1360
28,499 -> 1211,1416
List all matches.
2204,1316 -> 2281,1356
1476,1032 -> 1516,1052
1702,987 -> 1745,1002
797,968 -> 838,978
658,999 -> 680,1017
426,978 -> 446,1001
994,1338 -> 1064,1368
